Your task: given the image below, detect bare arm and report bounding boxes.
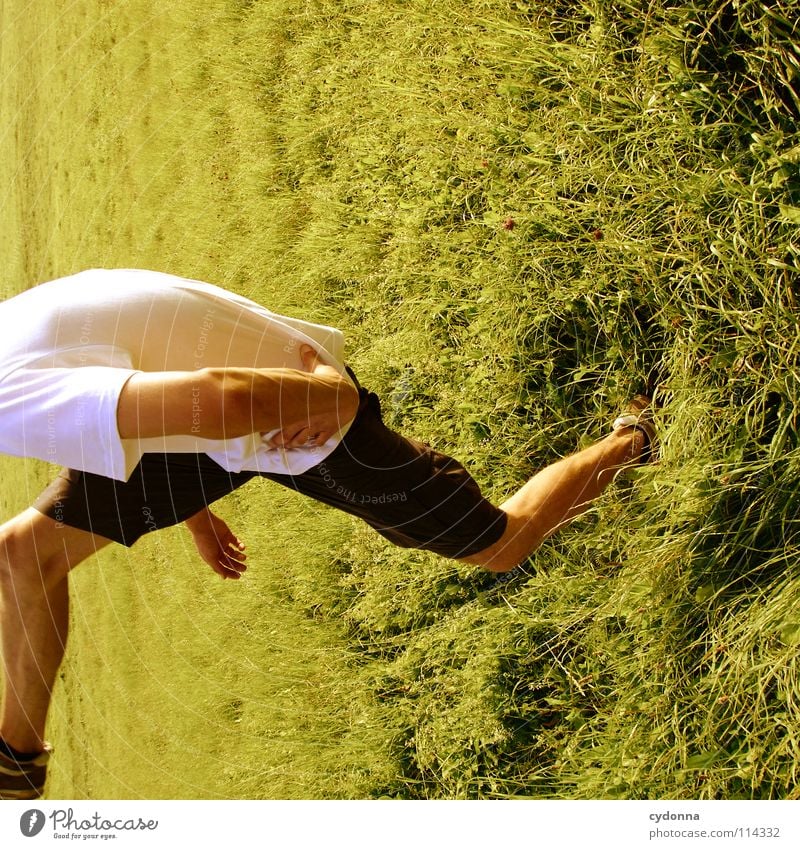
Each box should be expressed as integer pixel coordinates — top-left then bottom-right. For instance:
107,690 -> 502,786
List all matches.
116,346 -> 359,445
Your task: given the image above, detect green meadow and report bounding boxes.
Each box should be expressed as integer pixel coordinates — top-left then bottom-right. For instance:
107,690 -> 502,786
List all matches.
2,0 -> 799,798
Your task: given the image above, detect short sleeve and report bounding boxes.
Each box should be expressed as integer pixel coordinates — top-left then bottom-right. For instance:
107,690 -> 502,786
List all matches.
0,364 -> 141,481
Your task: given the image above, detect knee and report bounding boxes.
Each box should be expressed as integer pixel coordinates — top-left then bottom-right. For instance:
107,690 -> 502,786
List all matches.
0,514 -> 70,591
0,517 -> 24,580
460,515 -> 543,573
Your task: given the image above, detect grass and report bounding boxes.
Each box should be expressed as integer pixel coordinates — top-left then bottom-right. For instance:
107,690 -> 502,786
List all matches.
2,0 -> 800,798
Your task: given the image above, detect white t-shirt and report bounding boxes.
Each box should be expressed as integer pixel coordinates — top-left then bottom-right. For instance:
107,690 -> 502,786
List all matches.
0,269 -> 354,481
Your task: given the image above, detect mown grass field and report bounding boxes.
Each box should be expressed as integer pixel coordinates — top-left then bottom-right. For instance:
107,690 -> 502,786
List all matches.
2,0 -> 800,799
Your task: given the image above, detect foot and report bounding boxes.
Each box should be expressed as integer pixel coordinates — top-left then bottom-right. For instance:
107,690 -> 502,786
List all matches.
612,394 -> 657,464
0,743 -> 51,800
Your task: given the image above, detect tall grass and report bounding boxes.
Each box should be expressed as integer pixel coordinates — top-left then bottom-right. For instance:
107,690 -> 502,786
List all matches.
3,0 -> 799,798
224,0 -> 800,799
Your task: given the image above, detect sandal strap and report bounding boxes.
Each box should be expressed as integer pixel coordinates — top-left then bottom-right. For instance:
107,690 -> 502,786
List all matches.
612,414 -> 639,431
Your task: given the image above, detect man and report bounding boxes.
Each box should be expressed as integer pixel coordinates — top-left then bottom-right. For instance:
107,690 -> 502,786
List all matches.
0,269 -> 654,799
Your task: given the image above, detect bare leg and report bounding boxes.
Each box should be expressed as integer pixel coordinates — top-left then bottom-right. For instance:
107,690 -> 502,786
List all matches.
462,425 -> 647,572
0,508 -> 110,753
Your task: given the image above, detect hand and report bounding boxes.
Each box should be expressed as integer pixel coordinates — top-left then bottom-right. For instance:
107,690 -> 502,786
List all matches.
265,345 -> 358,450
185,509 -> 247,580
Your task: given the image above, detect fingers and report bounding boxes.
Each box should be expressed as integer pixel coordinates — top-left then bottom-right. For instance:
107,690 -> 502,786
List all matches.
268,423 -> 308,448
267,425 -> 331,449
227,540 -> 247,561
215,544 -> 248,580
208,534 -> 247,580
216,563 -> 242,580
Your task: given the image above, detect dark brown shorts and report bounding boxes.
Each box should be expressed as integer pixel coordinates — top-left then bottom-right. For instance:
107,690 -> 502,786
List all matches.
33,386 -> 507,560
